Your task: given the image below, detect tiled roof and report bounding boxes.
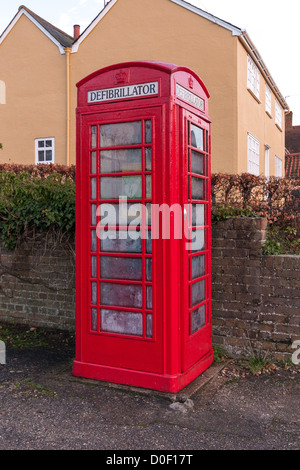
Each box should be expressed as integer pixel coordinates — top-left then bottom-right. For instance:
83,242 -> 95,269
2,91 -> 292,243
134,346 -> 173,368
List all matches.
18,5 -> 74,48
285,153 -> 300,179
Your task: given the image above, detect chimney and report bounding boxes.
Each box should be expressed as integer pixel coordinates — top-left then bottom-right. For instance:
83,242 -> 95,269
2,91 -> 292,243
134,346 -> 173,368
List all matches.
73,25 -> 80,40
285,111 -> 293,130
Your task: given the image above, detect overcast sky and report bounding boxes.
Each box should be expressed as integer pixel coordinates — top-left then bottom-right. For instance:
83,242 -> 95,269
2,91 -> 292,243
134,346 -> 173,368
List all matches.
1,0 -> 300,124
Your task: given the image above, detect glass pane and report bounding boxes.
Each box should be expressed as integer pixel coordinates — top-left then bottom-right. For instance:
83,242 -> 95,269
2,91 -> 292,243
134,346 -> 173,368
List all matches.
100,149 -> 142,173
147,315 -> 153,338
91,204 -> 97,226
146,176 -> 152,199
191,229 -> 205,252
46,150 -> 52,161
146,233 -> 152,254
192,204 -> 205,227
38,151 -> 44,162
192,305 -> 206,334
191,280 -> 205,307
191,124 -> 204,150
91,152 -> 97,174
46,140 -> 52,148
101,257 -> 142,280
101,310 -> 143,337
91,126 -> 97,148
146,258 -> 152,282
38,141 -> 45,148
191,150 -> 204,175
145,120 -> 152,144
91,282 -> 97,305
101,283 -> 143,308
146,203 -> 152,226
191,255 -> 205,280
100,121 -> 142,147
145,148 -> 152,171
91,178 -> 97,200
100,231 -> 142,253
91,230 -> 97,252
91,256 -> 97,278
147,286 -> 153,310
191,177 -> 204,200
100,176 -> 142,200
91,308 -> 98,332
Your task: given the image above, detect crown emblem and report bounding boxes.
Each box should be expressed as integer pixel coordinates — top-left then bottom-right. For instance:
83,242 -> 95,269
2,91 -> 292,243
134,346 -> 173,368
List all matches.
116,70 -> 128,84
188,76 -> 194,90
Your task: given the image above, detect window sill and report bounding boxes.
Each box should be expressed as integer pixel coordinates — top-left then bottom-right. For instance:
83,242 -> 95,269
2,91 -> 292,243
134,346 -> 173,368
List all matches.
275,123 -> 283,132
266,111 -> 272,119
247,88 -> 261,104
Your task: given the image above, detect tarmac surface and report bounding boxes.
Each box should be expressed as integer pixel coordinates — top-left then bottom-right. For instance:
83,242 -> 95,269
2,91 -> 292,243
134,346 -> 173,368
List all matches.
0,327 -> 299,452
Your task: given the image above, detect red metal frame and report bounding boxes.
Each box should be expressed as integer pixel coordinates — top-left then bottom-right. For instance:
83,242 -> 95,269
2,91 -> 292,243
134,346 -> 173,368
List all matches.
73,62 -> 213,393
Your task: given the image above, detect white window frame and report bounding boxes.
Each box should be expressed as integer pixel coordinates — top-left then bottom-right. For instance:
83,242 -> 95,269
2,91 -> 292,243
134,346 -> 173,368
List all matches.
0,80 -> 6,104
275,156 -> 283,178
265,145 -> 270,179
265,84 -> 272,116
247,55 -> 260,100
35,138 -> 55,165
275,100 -> 282,129
248,133 -> 260,176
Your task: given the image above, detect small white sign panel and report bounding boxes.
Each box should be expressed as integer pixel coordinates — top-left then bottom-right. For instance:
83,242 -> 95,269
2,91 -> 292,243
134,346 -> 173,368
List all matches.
88,82 -> 159,104
176,83 -> 205,111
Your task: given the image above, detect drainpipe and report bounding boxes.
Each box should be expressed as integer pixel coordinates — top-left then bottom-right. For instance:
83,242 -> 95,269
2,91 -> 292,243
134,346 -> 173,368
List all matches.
65,47 -> 72,166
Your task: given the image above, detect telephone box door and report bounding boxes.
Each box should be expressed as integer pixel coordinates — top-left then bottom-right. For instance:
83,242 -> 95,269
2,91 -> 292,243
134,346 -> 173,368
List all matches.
181,109 -> 212,372
78,106 -> 164,374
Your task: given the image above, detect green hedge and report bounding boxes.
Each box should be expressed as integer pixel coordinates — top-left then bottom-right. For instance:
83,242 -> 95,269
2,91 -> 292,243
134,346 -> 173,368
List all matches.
0,172 -> 75,250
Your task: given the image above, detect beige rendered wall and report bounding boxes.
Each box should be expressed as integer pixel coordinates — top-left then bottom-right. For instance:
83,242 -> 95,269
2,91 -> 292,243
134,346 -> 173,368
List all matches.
69,0 -> 238,173
0,14 -> 67,165
236,40 -> 285,176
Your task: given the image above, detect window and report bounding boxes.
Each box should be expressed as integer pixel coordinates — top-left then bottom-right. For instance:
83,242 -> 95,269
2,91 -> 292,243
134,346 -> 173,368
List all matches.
248,133 -> 260,176
0,80 -> 5,104
35,138 -> 55,164
265,145 -> 270,179
265,84 -> 272,116
275,100 -> 282,129
275,156 -> 282,178
247,55 -> 260,100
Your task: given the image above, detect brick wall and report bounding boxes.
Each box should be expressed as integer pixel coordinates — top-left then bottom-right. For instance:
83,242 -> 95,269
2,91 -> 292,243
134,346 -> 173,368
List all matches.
0,218 -> 299,360
212,218 -> 300,360
0,237 -> 75,331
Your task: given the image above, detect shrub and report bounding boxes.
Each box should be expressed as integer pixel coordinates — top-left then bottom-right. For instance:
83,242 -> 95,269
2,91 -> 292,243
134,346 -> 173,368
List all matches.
211,173 -> 300,254
0,171 -> 75,250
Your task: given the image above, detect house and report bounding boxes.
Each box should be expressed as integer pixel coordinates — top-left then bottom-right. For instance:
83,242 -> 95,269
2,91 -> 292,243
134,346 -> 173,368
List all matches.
285,111 -> 300,179
0,0 -> 288,176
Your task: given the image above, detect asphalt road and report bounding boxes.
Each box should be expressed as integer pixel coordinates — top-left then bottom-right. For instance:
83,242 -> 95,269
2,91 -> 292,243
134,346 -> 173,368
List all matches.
0,333 -> 299,452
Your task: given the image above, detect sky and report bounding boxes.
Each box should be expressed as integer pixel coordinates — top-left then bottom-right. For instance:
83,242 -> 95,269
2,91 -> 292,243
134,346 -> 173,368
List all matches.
1,0 -> 300,124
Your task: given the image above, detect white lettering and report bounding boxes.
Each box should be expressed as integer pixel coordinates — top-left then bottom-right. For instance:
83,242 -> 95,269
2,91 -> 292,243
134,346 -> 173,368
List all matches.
176,83 -> 205,110
88,82 -> 159,103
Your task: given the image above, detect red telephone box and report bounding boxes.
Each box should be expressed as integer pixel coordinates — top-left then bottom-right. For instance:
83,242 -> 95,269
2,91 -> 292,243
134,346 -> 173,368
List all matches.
73,61 -> 213,393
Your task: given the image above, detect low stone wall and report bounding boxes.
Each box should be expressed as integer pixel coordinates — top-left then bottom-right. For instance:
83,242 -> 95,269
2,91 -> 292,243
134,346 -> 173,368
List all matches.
0,238 -> 75,331
0,218 -> 299,360
212,218 -> 300,360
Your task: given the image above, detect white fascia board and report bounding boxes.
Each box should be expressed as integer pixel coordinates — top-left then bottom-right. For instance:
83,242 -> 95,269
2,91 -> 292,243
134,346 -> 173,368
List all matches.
0,9 -> 66,54
170,0 -> 242,36
71,0 -> 119,53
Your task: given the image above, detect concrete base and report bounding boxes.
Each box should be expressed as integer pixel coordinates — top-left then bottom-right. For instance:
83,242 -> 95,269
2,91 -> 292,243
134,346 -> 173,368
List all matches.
70,361 -> 226,402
